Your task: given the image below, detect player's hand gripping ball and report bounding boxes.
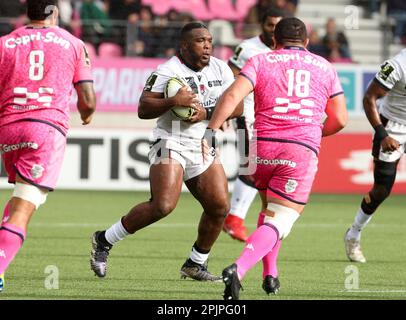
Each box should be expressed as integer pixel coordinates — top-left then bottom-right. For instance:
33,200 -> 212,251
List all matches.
164,77 -> 195,121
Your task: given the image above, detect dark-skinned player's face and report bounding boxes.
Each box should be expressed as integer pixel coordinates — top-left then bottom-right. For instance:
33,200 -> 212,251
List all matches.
183,28 -> 213,69
262,16 -> 283,46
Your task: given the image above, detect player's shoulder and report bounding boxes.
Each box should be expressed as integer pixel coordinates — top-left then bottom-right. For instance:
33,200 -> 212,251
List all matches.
239,36 -> 261,49
304,50 -> 337,72
56,27 -> 84,46
0,26 -> 24,40
247,51 -> 268,64
158,55 -> 181,69
388,49 -> 406,67
209,56 -> 233,74
154,56 -> 180,76
164,55 -> 182,66
304,49 -> 330,64
210,55 -> 228,68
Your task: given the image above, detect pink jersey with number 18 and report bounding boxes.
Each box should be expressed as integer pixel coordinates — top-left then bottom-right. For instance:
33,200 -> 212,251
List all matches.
240,46 -> 344,153
0,26 -> 93,134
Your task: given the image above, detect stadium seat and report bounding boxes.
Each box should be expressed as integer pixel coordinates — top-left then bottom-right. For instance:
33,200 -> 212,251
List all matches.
98,42 -> 123,58
208,20 -> 241,46
147,1 -> 172,16
235,0 -> 257,21
84,42 -> 97,60
169,0 -> 213,21
207,0 -> 240,21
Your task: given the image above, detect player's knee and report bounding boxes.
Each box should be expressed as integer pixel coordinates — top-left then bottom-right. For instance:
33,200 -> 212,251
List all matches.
13,182 -> 48,209
361,185 -> 391,214
371,184 -> 391,200
263,203 -> 300,240
205,196 -> 229,219
216,197 -> 230,217
362,160 -> 398,214
153,201 -> 176,219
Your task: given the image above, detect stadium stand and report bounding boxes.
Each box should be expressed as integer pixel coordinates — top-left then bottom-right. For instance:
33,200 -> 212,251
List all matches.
2,0 -> 405,64
1,0 -> 405,132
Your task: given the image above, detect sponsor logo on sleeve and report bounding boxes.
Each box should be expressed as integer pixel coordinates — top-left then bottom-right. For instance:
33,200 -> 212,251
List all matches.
144,73 -> 158,92
378,62 -> 394,81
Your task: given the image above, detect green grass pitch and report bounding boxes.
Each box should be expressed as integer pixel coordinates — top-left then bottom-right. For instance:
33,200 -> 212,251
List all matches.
0,191 -> 405,300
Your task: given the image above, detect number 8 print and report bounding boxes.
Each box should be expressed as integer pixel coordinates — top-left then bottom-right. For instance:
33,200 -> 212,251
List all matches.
29,50 -> 45,81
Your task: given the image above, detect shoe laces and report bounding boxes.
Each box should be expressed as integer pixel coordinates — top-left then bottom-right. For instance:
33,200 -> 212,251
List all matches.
93,243 -> 111,262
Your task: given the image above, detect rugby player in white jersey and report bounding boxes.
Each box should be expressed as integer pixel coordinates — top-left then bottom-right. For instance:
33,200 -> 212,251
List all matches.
345,50 -> 406,263
89,22 -> 242,282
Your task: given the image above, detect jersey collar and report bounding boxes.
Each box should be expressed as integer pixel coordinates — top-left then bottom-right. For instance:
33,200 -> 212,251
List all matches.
283,46 -> 306,51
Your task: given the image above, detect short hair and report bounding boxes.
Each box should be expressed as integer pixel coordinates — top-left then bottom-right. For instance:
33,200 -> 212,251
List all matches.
27,0 -> 57,21
274,17 -> 307,45
180,22 -> 208,42
261,8 -> 287,24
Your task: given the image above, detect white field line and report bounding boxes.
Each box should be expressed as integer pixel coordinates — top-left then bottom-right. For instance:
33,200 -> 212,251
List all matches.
29,222 -> 405,229
339,290 -> 406,293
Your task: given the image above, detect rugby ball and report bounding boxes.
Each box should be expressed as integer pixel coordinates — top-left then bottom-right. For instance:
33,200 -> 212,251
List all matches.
164,77 -> 195,120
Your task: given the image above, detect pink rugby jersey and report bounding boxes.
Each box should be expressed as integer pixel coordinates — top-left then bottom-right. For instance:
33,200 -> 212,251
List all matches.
0,26 -> 93,134
240,46 -> 343,153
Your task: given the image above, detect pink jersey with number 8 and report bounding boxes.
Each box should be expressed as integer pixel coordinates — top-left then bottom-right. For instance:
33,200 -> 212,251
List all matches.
0,26 -> 93,134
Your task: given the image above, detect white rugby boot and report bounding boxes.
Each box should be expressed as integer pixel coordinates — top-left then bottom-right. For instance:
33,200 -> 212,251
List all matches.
344,229 -> 366,263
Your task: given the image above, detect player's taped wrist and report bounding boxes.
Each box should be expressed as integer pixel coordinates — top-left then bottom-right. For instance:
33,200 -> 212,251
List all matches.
205,107 -> 215,120
374,124 -> 389,142
203,127 -> 217,149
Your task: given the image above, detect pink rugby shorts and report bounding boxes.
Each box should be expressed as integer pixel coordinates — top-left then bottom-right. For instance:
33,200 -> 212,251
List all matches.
250,140 -> 319,205
0,120 -> 66,191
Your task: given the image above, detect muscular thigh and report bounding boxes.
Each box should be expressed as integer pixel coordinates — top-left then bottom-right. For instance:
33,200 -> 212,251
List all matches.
185,162 -> 228,209
149,160 -> 184,205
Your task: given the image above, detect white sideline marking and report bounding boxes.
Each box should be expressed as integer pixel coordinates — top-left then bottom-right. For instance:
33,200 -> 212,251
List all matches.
29,222 -> 405,229
340,290 -> 406,293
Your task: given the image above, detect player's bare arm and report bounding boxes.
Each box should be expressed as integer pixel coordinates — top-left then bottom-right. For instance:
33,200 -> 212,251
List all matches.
216,62 -> 242,131
188,89 -> 243,126
138,87 -> 199,119
75,81 -> 96,125
363,80 -> 400,152
207,75 -> 253,130
322,94 -> 348,137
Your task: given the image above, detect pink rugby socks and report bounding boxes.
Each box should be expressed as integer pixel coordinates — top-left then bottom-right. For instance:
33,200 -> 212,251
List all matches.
0,223 -> 26,274
257,212 -> 281,278
235,221 -> 279,280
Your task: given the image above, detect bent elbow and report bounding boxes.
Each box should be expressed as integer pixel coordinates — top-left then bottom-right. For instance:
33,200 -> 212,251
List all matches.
339,114 -> 348,129
138,111 -> 147,119
137,103 -> 148,119
335,115 -> 348,132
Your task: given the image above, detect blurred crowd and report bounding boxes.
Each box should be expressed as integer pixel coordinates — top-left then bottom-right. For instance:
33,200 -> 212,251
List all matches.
357,0 -> 406,44
0,0 -> 363,63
